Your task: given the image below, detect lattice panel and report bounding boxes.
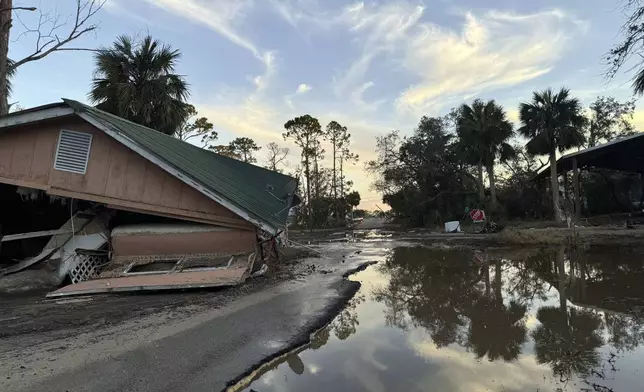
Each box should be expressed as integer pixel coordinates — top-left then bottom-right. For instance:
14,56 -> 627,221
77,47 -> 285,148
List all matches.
69,253 -> 108,284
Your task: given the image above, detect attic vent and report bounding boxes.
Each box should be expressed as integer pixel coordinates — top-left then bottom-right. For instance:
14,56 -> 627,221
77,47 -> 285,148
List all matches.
54,130 -> 93,174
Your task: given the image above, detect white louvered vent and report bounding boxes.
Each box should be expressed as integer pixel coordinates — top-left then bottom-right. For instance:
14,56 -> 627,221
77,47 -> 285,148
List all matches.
54,130 -> 93,174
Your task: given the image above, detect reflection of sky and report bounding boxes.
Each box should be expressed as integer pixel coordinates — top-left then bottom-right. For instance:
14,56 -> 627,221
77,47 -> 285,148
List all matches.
242,249 -> 644,392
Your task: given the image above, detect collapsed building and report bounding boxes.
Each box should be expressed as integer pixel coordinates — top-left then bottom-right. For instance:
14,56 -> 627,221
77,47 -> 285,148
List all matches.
0,99 -> 299,297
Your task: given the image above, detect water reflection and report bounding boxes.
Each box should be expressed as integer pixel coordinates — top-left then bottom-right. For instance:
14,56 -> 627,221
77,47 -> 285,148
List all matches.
237,245 -> 644,392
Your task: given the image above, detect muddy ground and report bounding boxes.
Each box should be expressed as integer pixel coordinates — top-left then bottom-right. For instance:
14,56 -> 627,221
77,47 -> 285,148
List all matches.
0,241 -> 390,392
0,248 -> 316,341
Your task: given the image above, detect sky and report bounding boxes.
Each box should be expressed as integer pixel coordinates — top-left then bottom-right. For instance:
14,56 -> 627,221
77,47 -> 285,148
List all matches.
7,0 -> 644,209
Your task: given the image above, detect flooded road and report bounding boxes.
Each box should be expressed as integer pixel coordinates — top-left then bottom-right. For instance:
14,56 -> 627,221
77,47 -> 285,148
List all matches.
235,245 -> 644,392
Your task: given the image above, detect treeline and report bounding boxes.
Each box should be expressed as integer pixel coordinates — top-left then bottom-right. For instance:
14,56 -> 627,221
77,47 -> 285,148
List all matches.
367,90 -> 639,226
283,116 -> 361,229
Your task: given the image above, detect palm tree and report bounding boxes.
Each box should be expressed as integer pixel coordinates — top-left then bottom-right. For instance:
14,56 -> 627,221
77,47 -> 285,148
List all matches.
89,35 -> 190,135
532,306 -> 603,381
467,298 -> 527,362
457,99 -> 515,207
518,88 -> 586,221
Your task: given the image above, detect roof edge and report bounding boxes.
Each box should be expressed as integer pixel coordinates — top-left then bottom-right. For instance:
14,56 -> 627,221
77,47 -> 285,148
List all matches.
0,102 -> 73,129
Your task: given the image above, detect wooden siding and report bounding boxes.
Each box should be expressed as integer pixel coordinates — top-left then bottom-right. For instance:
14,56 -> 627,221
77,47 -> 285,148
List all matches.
0,118 -> 251,228
111,229 -> 256,259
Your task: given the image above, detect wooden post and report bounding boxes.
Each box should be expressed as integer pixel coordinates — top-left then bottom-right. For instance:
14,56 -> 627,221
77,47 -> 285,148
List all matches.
572,158 -> 581,221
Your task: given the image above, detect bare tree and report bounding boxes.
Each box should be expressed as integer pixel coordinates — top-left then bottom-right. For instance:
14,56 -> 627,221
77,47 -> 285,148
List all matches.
0,0 -> 105,114
265,142 -> 290,172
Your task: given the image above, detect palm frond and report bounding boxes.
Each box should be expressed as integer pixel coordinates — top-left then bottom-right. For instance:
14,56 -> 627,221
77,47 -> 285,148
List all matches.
89,34 -> 190,135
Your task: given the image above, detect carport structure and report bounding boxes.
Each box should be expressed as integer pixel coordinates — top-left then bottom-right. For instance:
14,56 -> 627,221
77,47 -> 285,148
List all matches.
534,133 -> 644,219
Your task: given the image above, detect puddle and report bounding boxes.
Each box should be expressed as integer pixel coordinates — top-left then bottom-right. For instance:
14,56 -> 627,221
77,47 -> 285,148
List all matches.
233,245 -> 644,392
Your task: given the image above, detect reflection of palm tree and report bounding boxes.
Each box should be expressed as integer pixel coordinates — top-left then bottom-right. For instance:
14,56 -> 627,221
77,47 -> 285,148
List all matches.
467,259 -> 528,362
468,299 -> 527,362
373,247 -> 484,348
532,306 -> 603,381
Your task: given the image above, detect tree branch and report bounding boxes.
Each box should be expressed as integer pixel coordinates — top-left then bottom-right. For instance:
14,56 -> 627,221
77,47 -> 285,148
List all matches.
10,0 -> 105,71
0,7 -> 37,13
50,47 -> 98,52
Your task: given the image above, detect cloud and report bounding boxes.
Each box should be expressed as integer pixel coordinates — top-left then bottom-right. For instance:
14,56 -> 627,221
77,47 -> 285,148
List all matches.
333,1 -> 424,97
397,9 -> 584,115
408,329 -> 558,392
285,83 -> 312,110
330,2 -> 586,117
296,84 -> 312,94
144,0 -> 273,67
268,0 -> 331,31
252,52 -> 278,91
351,81 -> 386,112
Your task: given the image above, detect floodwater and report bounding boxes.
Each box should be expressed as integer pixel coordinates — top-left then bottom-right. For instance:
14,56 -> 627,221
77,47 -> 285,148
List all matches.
239,245 -> 644,392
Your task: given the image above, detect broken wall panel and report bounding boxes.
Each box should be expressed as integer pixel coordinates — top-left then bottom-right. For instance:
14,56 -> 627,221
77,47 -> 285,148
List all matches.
111,223 -> 256,261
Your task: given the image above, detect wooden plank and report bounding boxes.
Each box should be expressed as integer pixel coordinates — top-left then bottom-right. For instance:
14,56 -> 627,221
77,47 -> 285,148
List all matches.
46,267 -> 248,298
159,172 -> 182,209
47,187 -> 254,230
0,175 -> 50,191
84,131 -> 112,195
123,150 -> 147,201
141,160 -> 164,205
30,127 -> 58,184
1,228 -> 73,242
9,128 -> 37,179
107,205 -> 254,231
178,183 -> 199,211
104,143 -> 129,199
0,135 -> 15,176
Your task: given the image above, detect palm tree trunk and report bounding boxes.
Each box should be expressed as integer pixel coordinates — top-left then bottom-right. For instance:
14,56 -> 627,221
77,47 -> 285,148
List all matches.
305,155 -> 312,231
486,163 -> 497,208
494,259 -> 502,305
550,148 -> 563,221
332,140 -> 337,200
557,246 -> 567,315
339,155 -> 344,198
477,162 -> 485,203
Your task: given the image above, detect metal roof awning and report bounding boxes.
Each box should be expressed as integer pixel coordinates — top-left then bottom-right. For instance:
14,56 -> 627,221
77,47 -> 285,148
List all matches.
533,132 -> 644,180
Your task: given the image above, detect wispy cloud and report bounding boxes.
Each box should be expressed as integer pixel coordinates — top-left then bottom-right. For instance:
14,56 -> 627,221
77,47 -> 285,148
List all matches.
328,2 -> 586,117
397,9 -> 586,115
296,83 -> 312,94
285,83 -> 312,109
333,1 -> 424,97
351,81 -> 385,112
144,0 -> 274,67
267,0 -> 330,30
252,52 -> 278,91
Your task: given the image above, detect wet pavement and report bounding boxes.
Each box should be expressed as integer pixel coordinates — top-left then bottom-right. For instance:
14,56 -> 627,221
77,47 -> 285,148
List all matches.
235,245 -> 644,392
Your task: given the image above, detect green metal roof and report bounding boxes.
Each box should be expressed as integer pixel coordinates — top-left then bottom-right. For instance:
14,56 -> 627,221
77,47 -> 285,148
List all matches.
62,99 -> 298,234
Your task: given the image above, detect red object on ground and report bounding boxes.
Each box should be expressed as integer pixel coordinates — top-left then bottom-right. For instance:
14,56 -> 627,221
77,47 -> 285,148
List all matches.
469,209 -> 485,222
